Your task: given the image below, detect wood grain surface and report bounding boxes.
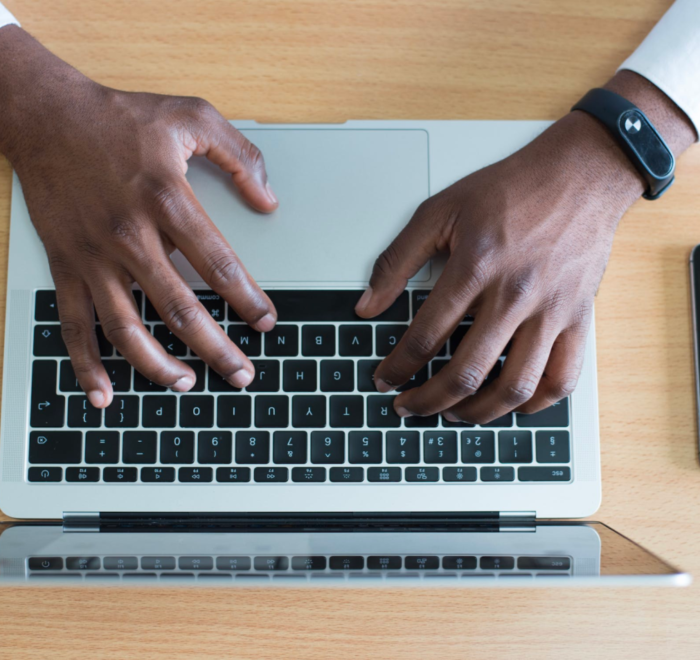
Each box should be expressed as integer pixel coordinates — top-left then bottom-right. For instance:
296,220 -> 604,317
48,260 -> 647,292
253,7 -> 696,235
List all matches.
1,1 -> 699,658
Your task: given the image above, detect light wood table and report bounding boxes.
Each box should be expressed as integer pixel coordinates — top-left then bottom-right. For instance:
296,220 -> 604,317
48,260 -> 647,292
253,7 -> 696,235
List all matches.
1,1 -> 699,658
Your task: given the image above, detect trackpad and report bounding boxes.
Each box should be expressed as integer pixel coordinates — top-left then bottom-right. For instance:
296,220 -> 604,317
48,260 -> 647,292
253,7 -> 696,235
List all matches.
182,128 -> 431,284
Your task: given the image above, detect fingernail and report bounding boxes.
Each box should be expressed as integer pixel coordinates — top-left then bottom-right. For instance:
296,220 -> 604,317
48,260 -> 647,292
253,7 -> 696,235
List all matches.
443,411 -> 460,422
87,390 -> 105,408
395,405 -> 413,418
228,367 -> 254,389
254,313 -> 276,333
265,182 -> 278,205
172,375 -> 195,392
355,287 -> 373,314
375,378 -> 395,393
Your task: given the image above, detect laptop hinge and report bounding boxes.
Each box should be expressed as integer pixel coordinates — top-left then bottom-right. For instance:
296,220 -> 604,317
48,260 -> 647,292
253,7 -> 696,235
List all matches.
498,511 -> 536,532
63,512 -> 100,533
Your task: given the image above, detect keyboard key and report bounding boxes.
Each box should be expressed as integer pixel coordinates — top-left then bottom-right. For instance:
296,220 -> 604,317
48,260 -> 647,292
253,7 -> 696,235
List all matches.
283,360 -> 317,392
330,395 -> 364,427
160,431 -> 195,464
535,431 -> 570,463
180,395 -> 214,428
142,395 -> 177,428
28,467 -> 62,482
348,432 -> 382,463
480,466 -> 515,482
102,359 -> 132,391
255,395 -> 289,427
179,556 -> 214,570
207,368 -> 240,392
398,365 -> 428,392
405,556 -> 439,570
441,414 -> 475,429
273,431 -> 307,464
227,325 -> 262,356
292,395 -> 326,428
67,395 -> 101,428
357,359 -> 381,392
122,431 -> 157,464
291,556 -> 327,571
320,360 -> 354,392
367,467 -> 401,482
194,290 -> 225,320
247,360 -> 280,392
84,431 -> 120,464
480,556 -> 514,570
153,324 -> 187,356
411,290 -> 430,316
423,431 -> 458,463
404,413 -> 438,428
35,290 -> 59,321
31,361 -> 65,427
59,360 -> 82,392
254,467 -> 289,482
254,556 -> 289,570
141,556 -> 176,570
141,467 -> 175,482
265,325 -> 298,356
449,324 -> 470,354
330,556 -> 364,570
367,395 -> 401,427
405,467 -> 439,482
518,467 -> 571,481
216,467 -> 251,483
217,556 -> 251,571
367,556 -> 401,570
301,325 -> 335,356
339,325 -> 372,356
461,431 -> 495,463
182,359 -> 206,392
516,398 -> 569,427
133,370 -> 167,392
103,467 -> 137,482
95,325 -> 114,357
498,431 -> 533,463
482,413 -> 514,428
235,432 -> 270,464
179,467 -> 213,482
442,556 -> 477,570
198,431 -> 233,464
375,325 -> 408,357
66,467 -> 100,482
29,556 -> 64,570
145,297 -> 161,321
292,467 -> 326,482
329,467 -> 363,482
386,431 -> 420,463
443,466 -> 477,482
33,325 -> 68,357
66,557 -> 101,570
430,359 -> 449,377
518,556 -> 570,570
105,396 -> 140,427
104,556 -> 139,570
29,431 -> 81,464
217,395 -> 252,428
310,431 -> 345,464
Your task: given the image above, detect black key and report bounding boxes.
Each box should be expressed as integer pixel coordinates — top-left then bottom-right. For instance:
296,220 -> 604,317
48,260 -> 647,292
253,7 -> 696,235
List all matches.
255,395 -> 289,428
141,467 -> 176,482
320,360 -> 354,392
85,432 -> 120,464
183,359 -> 206,392
145,297 -> 161,321
66,467 -> 100,482
330,556 -> 364,570
480,466 -> 515,482
357,359 -> 381,392
518,557 -> 571,570
430,359 -> 449,377
103,467 -> 137,482
198,431 -> 233,464
405,467 -> 439,482
59,360 -> 83,392
33,325 -> 68,357
338,325 -> 372,356
404,413 -> 439,428
194,290 -> 225,321
448,324 -> 471,354
482,413 -> 514,428
367,556 -> 402,570
131,290 -> 143,316
441,415 -> 474,429
292,395 -> 326,428
518,466 -> 571,481
498,431 -> 533,463
423,431 -> 458,463
442,556 -> 477,570
535,431 -> 570,463
35,290 -> 59,321
405,556 -> 439,570
386,431 -> 420,463
122,431 -> 157,464
367,467 -> 401,482
480,556 -> 515,570
329,467 -> 364,482
461,431 -> 495,463
292,467 -> 326,482
375,325 -> 408,357
28,467 -> 62,482
265,325 -> 298,356
283,360 -> 317,392
247,360 -> 280,392
310,431 -> 345,464
31,361 -> 65,427
398,365 -> 428,392
179,467 -> 213,482
217,556 -> 251,571
105,396 -> 140,427
67,395 -> 101,428
160,431 -> 195,464
443,466 -> 477,482
133,370 -> 167,392
292,556 -> 327,571
95,325 -> 114,357
254,556 -> 289,570
207,368 -> 239,393
180,395 -> 215,428
235,432 -> 270,464
29,431 -> 81,464
216,467 -> 251,483
153,324 -> 187,356
367,395 -> 401,428
142,395 -> 177,428
348,432 -> 382,463
411,290 -> 431,316
273,431 -> 308,464
330,395 -> 364,427
228,325 -> 262,357
254,467 -> 289,482
301,325 -> 335,356
141,556 -> 176,570
179,556 -> 214,570
101,360 -> 132,392
28,556 -> 64,570
66,557 -> 101,570
516,398 -> 570,427
217,395 -> 252,428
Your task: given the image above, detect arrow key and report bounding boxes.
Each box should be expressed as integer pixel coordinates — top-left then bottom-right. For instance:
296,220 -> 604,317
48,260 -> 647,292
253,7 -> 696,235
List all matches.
31,361 -> 65,427
33,325 -> 68,357
35,291 -> 60,322
154,325 -> 187,356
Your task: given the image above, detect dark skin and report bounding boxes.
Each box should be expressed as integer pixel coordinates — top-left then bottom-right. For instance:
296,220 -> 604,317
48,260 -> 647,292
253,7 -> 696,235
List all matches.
0,25 -> 696,420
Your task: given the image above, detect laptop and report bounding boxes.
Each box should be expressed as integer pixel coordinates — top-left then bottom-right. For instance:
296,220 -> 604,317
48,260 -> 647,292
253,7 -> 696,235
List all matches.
0,120 -> 683,585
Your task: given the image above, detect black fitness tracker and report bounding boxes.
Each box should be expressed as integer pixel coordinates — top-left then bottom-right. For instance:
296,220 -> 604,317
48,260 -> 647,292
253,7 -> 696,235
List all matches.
571,88 -> 675,200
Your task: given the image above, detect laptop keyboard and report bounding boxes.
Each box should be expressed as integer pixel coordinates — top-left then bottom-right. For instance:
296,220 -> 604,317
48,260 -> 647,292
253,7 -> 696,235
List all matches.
28,289 -> 572,485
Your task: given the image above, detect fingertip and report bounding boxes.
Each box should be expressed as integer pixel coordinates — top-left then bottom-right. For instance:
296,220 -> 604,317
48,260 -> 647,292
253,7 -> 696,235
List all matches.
87,389 -> 109,409
265,182 -> 279,207
354,287 -> 374,317
253,312 -> 276,333
228,366 -> 255,389
172,374 -> 196,392
375,378 -> 395,393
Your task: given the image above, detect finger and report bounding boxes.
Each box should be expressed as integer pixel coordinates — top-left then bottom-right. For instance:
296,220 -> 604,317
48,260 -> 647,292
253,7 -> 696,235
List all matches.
161,185 -> 276,332
55,277 -> 113,409
355,199 -> 444,319
91,275 -> 197,391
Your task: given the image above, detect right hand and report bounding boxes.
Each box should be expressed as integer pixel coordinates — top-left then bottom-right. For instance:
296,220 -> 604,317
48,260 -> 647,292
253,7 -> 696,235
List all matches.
0,28 -> 279,408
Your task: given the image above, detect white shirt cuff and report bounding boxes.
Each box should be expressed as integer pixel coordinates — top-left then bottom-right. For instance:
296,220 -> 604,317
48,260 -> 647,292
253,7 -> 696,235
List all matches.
0,4 -> 20,30
619,0 -> 700,139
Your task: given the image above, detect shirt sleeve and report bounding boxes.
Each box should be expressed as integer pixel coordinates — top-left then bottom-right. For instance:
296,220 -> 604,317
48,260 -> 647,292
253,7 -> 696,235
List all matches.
619,0 -> 700,137
0,2 -> 19,30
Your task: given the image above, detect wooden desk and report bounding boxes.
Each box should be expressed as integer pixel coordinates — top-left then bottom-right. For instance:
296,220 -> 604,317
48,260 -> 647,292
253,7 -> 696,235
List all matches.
1,1 -> 699,657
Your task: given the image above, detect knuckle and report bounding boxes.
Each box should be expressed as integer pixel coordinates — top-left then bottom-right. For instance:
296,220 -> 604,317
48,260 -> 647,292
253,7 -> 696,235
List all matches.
445,364 -> 487,398
149,184 -> 186,225
401,326 -> 441,362
203,249 -> 243,290
60,319 -> 91,351
107,215 -> 142,250
238,140 -> 265,173
501,376 -> 538,406
503,268 -> 538,307
546,374 -> 578,401
187,96 -> 217,121
371,243 -> 402,282
160,298 -> 206,335
101,316 -> 139,348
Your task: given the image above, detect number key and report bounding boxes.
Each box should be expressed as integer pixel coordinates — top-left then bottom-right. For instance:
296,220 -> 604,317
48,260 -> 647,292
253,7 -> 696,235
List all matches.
310,431 -> 345,464
273,431 -> 308,464
461,431 -> 495,463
